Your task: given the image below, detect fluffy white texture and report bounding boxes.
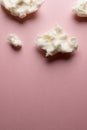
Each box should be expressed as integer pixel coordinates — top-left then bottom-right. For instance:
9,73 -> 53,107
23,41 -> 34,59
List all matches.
72,0 -> 87,17
1,0 -> 44,18
36,25 -> 78,56
8,34 -> 22,48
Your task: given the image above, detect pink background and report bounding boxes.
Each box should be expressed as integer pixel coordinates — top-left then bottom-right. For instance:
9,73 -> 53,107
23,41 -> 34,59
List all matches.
0,0 -> 87,130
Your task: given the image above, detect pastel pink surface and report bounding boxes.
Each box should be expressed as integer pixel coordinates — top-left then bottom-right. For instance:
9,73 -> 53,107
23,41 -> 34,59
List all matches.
0,0 -> 87,130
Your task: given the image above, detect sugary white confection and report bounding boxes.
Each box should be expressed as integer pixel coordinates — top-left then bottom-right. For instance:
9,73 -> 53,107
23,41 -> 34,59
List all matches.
72,0 -> 87,17
36,25 -> 78,56
1,0 -> 44,18
8,34 -> 22,48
